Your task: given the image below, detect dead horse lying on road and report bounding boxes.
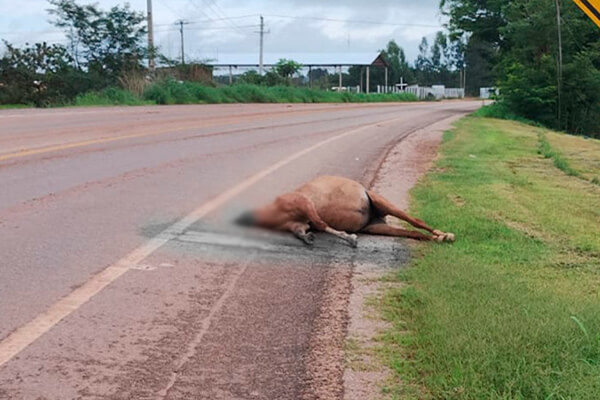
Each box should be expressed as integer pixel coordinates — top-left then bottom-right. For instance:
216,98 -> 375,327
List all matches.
236,175 -> 455,247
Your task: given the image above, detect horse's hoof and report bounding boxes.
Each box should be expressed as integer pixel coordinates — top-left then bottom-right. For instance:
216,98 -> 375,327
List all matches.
445,233 -> 456,242
302,232 -> 315,245
347,234 -> 358,248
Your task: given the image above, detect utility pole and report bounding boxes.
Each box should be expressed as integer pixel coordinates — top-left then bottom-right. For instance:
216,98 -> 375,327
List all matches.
257,15 -> 269,75
259,15 -> 264,75
147,0 -> 154,71
176,20 -> 189,65
555,0 -> 563,128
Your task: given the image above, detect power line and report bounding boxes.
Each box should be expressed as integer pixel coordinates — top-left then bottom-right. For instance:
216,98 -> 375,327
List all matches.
200,0 -> 246,34
0,13 -> 439,37
154,14 -> 257,27
263,14 -> 442,28
154,24 -> 257,33
185,0 -> 216,25
0,29 -> 64,36
156,0 -> 179,15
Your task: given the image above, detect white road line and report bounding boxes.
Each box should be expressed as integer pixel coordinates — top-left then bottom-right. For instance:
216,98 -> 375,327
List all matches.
0,114 -> 409,368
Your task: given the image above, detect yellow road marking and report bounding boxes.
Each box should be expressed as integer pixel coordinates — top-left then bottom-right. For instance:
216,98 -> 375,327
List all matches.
0,113 -> 279,162
0,105 -> 366,162
0,130 -> 175,162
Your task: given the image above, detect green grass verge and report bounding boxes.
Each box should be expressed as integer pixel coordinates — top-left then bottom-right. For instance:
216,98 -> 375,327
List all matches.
472,101 -> 542,127
73,87 -> 154,106
3,82 -> 419,108
142,81 -> 418,105
543,130 -> 600,186
0,104 -> 30,109
537,132 -> 580,177
380,117 -> 600,399
475,100 -> 600,185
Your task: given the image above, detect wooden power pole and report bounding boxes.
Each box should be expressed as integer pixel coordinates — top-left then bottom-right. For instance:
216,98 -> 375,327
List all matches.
259,16 -> 265,75
256,16 -> 269,75
147,0 -> 155,71
555,0 -> 563,128
176,20 -> 189,65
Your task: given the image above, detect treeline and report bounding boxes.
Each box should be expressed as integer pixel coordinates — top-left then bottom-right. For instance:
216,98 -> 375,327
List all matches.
1,0 -> 466,108
442,0 -> 600,136
332,35 -> 463,91
219,37 -> 465,92
0,0 -> 149,106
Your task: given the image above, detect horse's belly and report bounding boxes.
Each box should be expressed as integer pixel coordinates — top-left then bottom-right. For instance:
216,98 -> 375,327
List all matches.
324,210 -> 370,232
298,176 -> 372,232
319,198 -> 371,232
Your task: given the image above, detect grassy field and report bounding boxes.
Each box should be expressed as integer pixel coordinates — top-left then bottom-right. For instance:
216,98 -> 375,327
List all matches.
381,116 -> 600,399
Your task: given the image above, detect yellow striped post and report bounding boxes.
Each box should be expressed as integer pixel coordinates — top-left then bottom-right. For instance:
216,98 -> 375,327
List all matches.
572,0 -> 600,28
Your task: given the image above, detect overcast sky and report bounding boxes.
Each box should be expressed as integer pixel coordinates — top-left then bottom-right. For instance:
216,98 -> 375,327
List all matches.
0,0 -> 446,66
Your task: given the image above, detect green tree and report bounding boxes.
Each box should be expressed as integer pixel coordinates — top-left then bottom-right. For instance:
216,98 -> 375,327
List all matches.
431,32 -> 447,70
308,68 -> 330,89
0,41 -> 83,105
415,37 -> 432,72
48,0 -> 147,84
274,59 -> 302,78
441,0 -> 600,136
238,70 -> 263,85
440,0 -> 506,94
381,40 -> 414,85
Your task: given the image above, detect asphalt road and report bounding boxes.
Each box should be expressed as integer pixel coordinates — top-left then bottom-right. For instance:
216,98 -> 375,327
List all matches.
0,101 -> 480,399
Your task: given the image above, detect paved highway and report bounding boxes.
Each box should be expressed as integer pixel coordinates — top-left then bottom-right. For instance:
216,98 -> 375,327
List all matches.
0,101 -> 479,399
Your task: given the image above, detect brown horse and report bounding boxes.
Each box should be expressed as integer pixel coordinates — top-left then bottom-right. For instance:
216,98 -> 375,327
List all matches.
236,176 -> 455,247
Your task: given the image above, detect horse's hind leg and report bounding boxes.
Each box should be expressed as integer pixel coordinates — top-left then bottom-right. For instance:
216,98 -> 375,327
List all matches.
360,222 -> 434,241
366,191 -> 455,242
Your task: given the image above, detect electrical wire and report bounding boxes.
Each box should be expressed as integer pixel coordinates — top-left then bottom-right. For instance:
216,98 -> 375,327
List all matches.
153,24 -> 257,33
154,14 -> 257,27
263,14 -> 441,28
200,0 -> 247,34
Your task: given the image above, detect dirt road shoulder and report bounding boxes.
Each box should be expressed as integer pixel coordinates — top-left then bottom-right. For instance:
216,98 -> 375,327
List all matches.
343,115 -> 464,400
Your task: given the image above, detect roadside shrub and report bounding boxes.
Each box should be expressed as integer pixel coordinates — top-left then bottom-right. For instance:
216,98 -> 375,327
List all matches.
69,81 -> 419,107
226,84 -> 278,103
118,70 -> 149,97
144,79 -> 195,104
